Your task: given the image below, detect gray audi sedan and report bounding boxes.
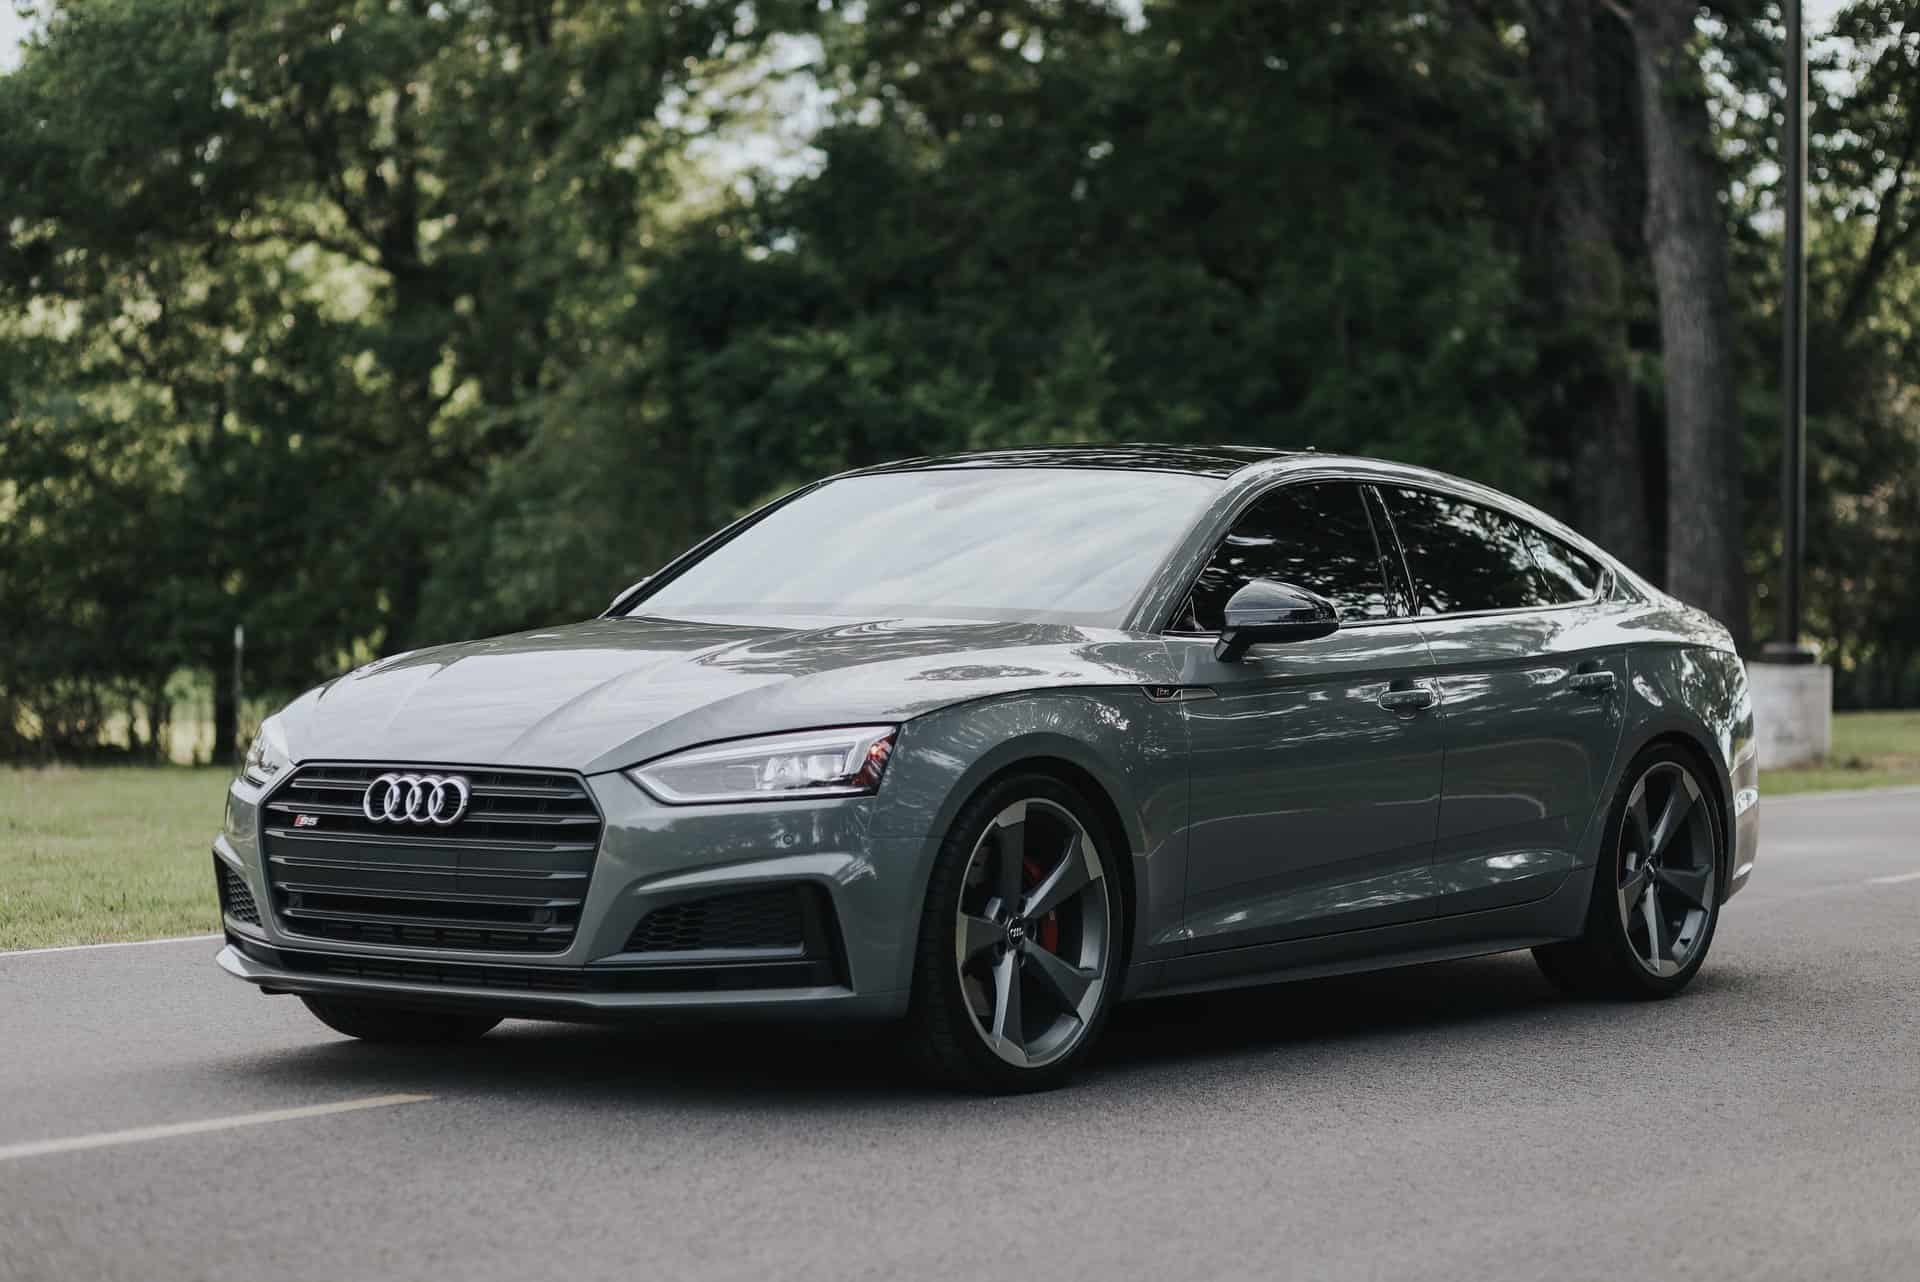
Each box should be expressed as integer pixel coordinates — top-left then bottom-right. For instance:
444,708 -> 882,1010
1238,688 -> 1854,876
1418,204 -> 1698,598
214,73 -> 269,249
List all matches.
214,445 -> 1759,1091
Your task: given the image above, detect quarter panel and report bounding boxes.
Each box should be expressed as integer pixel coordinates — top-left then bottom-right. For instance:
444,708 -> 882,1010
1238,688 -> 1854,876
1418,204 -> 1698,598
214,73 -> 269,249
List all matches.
1620,642 -> 1757,898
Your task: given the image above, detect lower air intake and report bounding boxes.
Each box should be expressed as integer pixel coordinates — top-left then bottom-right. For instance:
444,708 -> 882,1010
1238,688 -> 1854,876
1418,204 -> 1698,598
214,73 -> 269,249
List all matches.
217,860 -> 261,926
625,885 -> 837,958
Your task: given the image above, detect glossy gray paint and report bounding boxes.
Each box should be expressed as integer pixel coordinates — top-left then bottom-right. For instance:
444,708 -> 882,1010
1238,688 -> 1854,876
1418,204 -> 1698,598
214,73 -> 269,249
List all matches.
1171,627 -> 1445,950
213,446 -> 1759,1022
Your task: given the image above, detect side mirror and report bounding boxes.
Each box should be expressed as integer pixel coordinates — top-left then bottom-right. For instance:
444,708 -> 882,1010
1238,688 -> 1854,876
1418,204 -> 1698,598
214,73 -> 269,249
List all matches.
602,575 -> 652,617
1214,580 -> 1340,662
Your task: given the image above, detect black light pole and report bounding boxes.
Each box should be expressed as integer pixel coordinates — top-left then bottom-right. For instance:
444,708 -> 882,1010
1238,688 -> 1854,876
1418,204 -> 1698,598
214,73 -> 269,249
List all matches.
1768,0 -> 1817,663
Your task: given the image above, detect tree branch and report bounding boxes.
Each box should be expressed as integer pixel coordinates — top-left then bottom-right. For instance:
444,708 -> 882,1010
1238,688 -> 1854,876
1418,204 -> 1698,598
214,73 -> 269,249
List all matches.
1838,97 -> 1920,335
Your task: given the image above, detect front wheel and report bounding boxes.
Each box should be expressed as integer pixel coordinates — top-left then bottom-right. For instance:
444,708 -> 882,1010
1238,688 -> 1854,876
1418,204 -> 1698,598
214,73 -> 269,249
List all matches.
906,774 -> 1122,1093
1534,745 -> 1723,999
300,996 -> 501,1044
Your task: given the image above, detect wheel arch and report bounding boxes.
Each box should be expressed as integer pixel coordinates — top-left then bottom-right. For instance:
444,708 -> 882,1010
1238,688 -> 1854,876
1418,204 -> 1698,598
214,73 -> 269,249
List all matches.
1615,644 -> 1748,902
880,692 -> 1186,992
1613,727 -> 1735,900
967,753 -> 1139,975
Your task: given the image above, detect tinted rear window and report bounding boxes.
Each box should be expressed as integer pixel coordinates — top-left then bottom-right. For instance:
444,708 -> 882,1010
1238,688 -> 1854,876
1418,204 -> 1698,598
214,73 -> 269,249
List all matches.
1378,487 -> 1555,615
1524,527 -> 1605,603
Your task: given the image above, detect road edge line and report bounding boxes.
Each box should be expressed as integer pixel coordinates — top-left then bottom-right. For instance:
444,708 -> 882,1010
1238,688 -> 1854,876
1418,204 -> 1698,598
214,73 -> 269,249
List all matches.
0,933 -> 222,960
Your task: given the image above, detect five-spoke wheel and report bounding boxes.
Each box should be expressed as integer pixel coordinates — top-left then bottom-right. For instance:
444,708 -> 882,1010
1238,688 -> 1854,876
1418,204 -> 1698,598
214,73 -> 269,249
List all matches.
955,798 -> 1111,1069
909,776 -> 1120,1091
1535,745 -> 1723,998
1615,761 -> 1717,978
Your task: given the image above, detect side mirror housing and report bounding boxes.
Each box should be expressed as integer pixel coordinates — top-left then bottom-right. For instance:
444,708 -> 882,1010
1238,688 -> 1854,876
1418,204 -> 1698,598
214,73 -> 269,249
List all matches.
1214,580 -> 1341,662
601,575 -> 652,617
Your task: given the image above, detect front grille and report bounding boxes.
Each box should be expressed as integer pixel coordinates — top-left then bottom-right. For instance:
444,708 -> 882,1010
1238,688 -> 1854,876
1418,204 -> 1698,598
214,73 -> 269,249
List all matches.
258,764 -> 602,953
216,860 -> 261,926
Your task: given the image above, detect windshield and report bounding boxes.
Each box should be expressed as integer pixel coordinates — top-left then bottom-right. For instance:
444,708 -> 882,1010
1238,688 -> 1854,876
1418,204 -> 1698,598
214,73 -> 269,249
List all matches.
632,467 -> 1222,627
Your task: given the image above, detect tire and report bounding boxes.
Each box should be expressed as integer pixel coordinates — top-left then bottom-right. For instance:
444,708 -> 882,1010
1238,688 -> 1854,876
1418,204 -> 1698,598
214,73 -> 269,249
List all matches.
906,773 -> 1124,1093
300,996 -> 501,1044
1533,743 -> 1724,1000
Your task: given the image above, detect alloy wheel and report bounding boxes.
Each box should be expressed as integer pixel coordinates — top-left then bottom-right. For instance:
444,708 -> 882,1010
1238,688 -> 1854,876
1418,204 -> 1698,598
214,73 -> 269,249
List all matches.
1616,761 -> 1717,978
954,798 -> 1112,1069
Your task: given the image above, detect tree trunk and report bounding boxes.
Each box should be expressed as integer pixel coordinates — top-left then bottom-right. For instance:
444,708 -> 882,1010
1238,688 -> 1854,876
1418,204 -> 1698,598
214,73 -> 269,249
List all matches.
1531,0 -> 1652,574
211,633 -> 237,767
1625,0 -> 1748,648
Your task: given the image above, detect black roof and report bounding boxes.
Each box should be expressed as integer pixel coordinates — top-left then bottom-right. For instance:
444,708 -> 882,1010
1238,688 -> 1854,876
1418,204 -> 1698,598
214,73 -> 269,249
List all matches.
856,443 -> 1308,479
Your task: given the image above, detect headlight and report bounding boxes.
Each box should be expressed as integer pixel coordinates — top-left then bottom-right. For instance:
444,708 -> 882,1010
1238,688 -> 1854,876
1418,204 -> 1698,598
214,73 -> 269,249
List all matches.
628,726 -> 897,805
240,715 -> 293,787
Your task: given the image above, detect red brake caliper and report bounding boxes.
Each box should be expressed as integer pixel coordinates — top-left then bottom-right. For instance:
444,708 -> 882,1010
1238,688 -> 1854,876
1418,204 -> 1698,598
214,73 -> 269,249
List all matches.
1022,856 -> 1063,953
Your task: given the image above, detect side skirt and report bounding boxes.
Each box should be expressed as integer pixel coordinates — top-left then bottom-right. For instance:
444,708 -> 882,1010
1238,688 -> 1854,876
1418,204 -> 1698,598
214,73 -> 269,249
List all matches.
1138,863 -> 1592,1001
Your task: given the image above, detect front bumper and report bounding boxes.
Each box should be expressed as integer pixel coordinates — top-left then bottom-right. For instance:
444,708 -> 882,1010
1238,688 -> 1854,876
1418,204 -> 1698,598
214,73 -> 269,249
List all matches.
215,937 -> 904,1020
214,768 -> 931,1021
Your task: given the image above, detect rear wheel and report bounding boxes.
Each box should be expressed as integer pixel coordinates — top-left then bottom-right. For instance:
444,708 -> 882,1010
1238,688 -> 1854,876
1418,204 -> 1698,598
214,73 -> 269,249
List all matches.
300,996 -> 500,1044
1534,745 -> 1722,999
907,774 -> 1121,1092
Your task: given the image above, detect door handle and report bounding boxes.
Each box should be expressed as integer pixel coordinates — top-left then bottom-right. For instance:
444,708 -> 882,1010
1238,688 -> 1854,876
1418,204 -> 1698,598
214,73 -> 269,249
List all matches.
1570,669 -> 1617,695
1377,686 -> 1438,714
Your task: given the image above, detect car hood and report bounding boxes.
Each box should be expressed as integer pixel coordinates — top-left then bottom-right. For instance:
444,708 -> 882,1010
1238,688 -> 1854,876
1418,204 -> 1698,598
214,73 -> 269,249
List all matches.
279,616 -> 1178,774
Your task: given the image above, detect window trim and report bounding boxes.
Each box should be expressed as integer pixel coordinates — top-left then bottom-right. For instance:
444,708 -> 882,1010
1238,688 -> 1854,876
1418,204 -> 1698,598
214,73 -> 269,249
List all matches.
1157,471 -> 1616,639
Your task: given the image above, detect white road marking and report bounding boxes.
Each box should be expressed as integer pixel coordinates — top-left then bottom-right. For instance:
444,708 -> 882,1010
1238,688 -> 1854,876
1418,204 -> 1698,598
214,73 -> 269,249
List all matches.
0,934 -> 220,960
0,1094 -> 433,1163
1866,871 -> 1920,886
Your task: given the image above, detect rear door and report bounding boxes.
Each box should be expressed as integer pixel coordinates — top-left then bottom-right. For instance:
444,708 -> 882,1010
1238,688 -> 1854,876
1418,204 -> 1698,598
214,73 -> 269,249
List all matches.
1169,480 -> 1445,951
1371,485 -> 1628,914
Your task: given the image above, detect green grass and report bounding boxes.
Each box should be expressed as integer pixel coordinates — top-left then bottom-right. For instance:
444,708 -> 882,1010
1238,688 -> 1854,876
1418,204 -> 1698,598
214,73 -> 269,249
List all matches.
0,767 -> 230,951
1760,710 -> 1920,797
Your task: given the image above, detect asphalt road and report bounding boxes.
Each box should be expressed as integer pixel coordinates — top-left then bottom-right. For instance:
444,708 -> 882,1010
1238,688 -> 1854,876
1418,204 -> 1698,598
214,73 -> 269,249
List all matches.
5,788 -> 1920,1282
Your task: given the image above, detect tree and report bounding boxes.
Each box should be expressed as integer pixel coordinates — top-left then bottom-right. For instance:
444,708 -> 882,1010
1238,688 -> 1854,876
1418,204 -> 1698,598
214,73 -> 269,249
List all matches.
1529,0 -> 1655,573
1614,0 -> 1748,647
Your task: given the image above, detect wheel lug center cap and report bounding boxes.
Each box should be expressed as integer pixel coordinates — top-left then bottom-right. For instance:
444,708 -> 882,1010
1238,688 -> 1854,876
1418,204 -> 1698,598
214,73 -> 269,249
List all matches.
1005,917 -> 1028,946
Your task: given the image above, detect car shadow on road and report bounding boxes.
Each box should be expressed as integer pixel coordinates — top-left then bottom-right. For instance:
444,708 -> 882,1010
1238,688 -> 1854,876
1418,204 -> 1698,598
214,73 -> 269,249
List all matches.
211,949 -> 1733,1107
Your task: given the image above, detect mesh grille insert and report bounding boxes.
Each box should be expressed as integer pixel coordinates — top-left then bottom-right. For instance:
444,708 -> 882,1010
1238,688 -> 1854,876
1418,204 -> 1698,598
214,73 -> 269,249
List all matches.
625,886 -> 824,955
216,860 -> 261,926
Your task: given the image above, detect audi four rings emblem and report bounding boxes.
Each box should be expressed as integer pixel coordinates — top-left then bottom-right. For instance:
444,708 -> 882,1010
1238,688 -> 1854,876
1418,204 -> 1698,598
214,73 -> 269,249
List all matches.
362,772 -> 472,826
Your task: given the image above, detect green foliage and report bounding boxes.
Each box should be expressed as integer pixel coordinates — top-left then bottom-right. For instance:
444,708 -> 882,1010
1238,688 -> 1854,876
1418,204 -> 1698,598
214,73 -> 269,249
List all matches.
4,0 -> 1920,758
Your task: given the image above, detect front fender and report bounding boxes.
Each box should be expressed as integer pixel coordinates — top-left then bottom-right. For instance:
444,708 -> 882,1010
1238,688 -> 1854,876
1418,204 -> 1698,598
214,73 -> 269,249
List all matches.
872,689 -> 1192,990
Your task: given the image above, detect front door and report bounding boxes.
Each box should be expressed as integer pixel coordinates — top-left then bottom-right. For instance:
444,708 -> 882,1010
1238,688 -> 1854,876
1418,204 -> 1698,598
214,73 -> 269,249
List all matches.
1372,484 -> 1628,914
1169,480 -> 1445,952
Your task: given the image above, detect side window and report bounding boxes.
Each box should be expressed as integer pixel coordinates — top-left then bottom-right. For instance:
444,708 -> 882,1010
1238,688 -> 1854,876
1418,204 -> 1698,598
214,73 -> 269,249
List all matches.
1171,482 -> 1392,632
1378,487 -> 1554,615
1523,526 -> 1604,604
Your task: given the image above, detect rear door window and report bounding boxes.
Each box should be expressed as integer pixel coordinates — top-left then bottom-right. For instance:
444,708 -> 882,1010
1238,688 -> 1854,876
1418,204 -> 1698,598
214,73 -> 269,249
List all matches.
1523,527 -> 1605,604
1377,487 -> 1555,615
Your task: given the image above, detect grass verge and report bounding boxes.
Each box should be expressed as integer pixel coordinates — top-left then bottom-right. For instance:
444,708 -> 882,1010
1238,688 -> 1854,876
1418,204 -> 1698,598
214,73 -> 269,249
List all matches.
0,767 -> 228,951
1759,710 -> 1920,797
